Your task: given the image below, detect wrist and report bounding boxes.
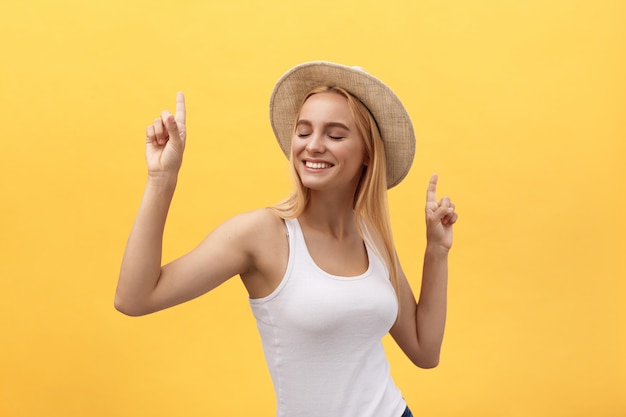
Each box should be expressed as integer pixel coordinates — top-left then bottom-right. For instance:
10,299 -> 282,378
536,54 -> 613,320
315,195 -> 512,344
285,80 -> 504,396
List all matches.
425,243 -> 450,258
146,172 -> 178,192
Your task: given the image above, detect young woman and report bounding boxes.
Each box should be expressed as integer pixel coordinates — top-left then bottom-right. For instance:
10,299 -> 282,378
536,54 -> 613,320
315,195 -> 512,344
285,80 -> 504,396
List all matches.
115,61 -> 458,417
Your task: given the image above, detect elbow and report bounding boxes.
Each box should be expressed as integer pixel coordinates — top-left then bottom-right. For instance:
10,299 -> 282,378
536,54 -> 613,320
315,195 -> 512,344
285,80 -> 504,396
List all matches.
410,352 -> 441,369
415,358 -> 440,369
114,292 -> 150,317
114,298 -> 140,317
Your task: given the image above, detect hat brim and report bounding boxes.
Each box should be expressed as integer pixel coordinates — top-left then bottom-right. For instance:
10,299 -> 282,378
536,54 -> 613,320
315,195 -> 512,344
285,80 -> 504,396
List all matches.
269,61 -> 415,189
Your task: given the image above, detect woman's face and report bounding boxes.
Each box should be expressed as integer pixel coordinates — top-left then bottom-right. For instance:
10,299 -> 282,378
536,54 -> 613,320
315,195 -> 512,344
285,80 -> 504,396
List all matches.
292,92 -> 367,193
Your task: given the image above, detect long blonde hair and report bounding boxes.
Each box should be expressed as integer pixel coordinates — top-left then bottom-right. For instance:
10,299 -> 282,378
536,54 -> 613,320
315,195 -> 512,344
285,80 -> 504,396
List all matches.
271,86 -> 400,296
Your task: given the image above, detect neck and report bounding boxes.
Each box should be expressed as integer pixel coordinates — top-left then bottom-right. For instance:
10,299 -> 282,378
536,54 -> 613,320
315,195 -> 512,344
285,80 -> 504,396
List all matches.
300,188 -> 358,239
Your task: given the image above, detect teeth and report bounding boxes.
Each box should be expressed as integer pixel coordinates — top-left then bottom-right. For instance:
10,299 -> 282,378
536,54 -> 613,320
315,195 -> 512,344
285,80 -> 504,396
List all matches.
306,161 -> 331,169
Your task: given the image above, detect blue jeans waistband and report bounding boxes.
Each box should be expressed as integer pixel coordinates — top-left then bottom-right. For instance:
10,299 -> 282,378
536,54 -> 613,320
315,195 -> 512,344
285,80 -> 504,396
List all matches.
401,406 -> 413,417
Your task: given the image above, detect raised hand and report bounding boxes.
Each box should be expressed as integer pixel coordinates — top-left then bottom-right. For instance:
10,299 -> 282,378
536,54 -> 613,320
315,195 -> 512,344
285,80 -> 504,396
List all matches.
425,174 -> 457,251
145,92 -> 187,175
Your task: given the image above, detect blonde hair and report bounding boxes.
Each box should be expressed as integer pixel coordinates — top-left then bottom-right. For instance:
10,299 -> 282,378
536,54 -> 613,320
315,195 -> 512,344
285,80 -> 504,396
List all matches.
271,86 -> 400,296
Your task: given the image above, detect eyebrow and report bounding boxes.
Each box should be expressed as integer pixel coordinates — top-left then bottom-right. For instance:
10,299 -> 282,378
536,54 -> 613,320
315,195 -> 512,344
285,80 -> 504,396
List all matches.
296,120 -> 351,131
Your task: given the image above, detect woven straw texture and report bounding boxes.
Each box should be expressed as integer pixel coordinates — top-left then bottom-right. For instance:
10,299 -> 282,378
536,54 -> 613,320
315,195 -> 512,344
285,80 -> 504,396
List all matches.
270,61 -> 415,188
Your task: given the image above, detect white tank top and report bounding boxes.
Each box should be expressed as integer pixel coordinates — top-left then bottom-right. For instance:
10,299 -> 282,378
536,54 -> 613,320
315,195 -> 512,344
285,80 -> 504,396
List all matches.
249,218 -> 406,417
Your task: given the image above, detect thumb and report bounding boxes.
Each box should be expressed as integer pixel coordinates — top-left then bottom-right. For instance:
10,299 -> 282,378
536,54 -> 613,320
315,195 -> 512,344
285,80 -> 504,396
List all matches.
161,111 -> 184,150
429,198 -> 453,224
431,205 -> 453,223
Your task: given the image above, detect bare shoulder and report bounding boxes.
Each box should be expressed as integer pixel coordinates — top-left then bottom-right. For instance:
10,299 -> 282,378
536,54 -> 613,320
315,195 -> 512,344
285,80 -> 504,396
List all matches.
225,207 -> 285,238
231,208 -> 289,298
217,207 -> 287,263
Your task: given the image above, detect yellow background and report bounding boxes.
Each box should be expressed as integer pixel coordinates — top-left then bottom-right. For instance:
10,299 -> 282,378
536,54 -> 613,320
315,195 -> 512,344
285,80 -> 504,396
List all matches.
1,0 -> 624,416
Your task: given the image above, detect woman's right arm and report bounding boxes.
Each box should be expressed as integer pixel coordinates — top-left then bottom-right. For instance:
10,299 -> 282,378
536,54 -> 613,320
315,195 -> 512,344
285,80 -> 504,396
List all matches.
114,93 -> 252,316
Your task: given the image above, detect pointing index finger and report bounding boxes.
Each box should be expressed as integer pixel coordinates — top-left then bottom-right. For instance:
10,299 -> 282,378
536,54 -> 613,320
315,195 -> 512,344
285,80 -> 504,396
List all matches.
427,173 -> 438,203
175,91 -> 186,125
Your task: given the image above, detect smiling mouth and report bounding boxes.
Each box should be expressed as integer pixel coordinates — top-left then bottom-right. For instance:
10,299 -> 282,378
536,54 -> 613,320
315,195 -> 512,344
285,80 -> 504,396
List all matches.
305,161 -> 333,169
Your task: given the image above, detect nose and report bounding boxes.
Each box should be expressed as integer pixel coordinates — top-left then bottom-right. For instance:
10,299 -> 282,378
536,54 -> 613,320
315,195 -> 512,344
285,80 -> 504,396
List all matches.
305,133 -> 325,154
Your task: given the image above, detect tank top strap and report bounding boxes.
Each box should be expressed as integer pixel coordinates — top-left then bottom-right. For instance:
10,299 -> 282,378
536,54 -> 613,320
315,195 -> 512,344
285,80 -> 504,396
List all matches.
283,217 -> 316,270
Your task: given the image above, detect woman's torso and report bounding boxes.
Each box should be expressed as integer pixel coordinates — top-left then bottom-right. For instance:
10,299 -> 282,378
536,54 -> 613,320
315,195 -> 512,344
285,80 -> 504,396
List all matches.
247,215 -> 406,417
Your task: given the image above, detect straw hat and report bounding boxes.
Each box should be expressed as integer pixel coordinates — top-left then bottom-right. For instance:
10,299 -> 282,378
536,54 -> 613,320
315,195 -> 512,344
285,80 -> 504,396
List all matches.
269,61 -> 415,188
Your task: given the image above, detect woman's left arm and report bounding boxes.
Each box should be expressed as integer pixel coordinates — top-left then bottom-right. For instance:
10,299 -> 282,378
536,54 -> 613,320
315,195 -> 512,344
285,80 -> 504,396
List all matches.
390,174 -> 458,368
